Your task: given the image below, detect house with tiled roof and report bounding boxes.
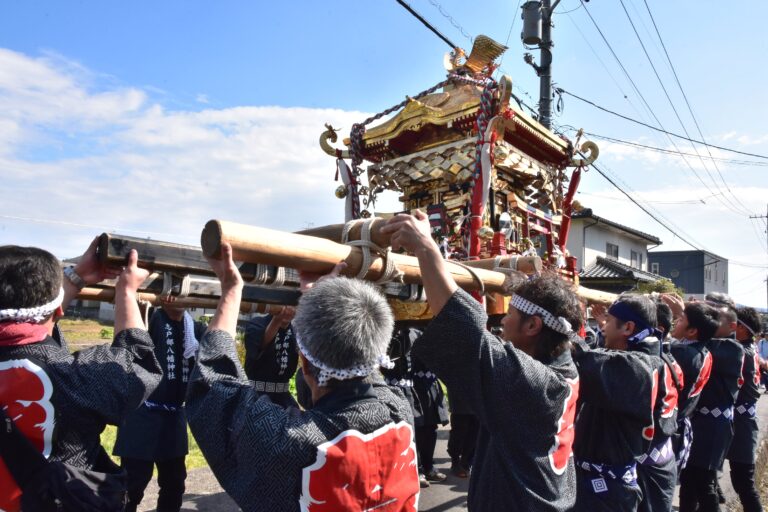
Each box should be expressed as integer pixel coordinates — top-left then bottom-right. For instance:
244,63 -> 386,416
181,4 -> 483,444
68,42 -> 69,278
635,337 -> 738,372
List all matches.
566,208 -> 666,294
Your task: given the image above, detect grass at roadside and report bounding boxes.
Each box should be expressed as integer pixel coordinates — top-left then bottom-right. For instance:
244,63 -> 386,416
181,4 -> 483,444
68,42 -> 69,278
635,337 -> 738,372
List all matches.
101,424 -> 209,470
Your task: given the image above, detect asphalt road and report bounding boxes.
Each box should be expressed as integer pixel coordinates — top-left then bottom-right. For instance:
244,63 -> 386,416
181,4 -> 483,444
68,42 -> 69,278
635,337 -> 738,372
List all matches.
138,398 -> 768,511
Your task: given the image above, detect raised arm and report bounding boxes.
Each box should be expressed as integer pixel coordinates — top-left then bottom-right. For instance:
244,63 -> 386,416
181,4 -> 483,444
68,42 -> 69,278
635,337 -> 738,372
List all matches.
114,249 -> 150,333
204,242 -> 244,338
380,210 -> 458,315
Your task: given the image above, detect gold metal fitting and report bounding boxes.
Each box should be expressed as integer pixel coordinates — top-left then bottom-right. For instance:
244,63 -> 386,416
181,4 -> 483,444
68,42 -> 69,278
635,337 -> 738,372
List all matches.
335,185 -> 349,199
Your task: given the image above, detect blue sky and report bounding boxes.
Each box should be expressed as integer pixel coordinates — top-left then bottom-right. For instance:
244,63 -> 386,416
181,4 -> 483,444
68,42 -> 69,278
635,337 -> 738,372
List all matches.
1,1 -> 768,305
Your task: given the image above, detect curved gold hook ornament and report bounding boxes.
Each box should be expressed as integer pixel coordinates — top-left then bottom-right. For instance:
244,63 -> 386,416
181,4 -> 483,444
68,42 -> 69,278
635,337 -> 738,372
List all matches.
498,75 -> 512,112
319,123 -> 351,159
570,140 -> 599,167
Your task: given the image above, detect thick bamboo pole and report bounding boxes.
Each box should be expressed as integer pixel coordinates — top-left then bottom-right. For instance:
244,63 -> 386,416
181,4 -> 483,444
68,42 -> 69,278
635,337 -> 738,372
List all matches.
201,220 -> 511,294
77,287 -> 282,314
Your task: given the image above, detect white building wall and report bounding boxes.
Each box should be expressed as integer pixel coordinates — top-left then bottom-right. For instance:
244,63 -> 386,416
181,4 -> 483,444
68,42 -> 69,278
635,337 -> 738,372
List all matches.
567,219 -> 652,271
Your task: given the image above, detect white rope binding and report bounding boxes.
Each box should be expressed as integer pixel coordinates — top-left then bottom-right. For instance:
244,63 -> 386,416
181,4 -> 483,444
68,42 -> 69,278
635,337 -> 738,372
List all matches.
342,218 -> 403,284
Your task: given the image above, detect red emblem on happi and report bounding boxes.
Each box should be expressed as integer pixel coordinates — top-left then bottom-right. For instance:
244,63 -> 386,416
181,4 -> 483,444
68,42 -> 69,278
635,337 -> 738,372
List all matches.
300,421 -> 419,512
0,359 -> 55,512
548,377 -> 579,475
643,368 -> 660,441
689,351 -> 712,399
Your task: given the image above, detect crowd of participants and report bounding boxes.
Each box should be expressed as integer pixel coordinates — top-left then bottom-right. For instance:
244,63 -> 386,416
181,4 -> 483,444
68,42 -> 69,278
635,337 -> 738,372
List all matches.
0,210 -> 765,511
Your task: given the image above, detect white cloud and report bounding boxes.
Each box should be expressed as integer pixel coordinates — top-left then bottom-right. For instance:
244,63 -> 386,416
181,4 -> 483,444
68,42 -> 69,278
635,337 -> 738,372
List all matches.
1,47 -> 767,308
0,48 -> 371,262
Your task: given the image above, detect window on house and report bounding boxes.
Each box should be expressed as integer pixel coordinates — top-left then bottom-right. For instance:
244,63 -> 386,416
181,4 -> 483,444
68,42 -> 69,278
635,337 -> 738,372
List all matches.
651,262 -> 660,274
705,265 -> 713,281
606,243 -> 619,261
640,252 -> 645,270
631,250 -> 639,269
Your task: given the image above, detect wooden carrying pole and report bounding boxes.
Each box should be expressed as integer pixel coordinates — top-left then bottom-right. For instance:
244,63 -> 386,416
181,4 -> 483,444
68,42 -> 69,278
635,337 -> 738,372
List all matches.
77,287 -> 284,315
297,219 -> 542,275
201,220 -> 513,294
577,285 -> 617,305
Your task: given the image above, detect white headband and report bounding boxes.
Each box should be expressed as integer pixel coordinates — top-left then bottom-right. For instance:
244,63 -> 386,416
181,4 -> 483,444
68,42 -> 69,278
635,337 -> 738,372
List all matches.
295,333 -> 394,387
0,287 -> 65,324
738,319 -> 758,338
510,294 -> 573,335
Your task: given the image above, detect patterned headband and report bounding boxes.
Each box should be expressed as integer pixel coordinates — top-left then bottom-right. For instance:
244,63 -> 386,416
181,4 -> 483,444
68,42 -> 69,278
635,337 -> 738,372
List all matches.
738,319 -> 758,338
510,295 -> 573,335
0,287 -> 65,324
295,332 -> 394,387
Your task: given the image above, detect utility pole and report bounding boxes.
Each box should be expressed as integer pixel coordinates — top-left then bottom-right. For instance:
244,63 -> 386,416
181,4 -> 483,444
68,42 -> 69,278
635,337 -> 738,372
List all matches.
521,0 -> 561,129
749,203 -> 768,310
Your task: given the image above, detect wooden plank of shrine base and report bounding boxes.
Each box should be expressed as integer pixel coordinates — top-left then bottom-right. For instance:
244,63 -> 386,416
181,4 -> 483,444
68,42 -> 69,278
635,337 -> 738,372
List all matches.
202,220 -> 522,295
77,287 -> 284,314
97,233 -> 298,285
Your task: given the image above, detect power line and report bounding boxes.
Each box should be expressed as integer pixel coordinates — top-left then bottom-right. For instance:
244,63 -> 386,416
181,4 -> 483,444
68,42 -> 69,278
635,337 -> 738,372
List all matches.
577,190 -> 713,205
616,0 -> 751,217
587,160 -> 704,251
394,0 -> 458,50
577,1 -> 751,219
426,0 -> 473,44
562,10 -> 649,126
559,88 -> 768,160
642,0 -> 740,197
584,132 -> 768,167
586,159 -> 768,269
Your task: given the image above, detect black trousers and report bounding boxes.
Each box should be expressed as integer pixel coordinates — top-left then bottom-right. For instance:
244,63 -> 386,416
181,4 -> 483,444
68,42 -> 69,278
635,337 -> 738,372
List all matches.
730,461 -> 764,512
415,424 -> 438,472
678,465 -> 720,512
122,456 -> 187,512
447,413 -> 478,468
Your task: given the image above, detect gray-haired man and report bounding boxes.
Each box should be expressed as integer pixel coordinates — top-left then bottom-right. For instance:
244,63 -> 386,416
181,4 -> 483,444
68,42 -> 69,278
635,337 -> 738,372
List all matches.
186,244 -> 420,512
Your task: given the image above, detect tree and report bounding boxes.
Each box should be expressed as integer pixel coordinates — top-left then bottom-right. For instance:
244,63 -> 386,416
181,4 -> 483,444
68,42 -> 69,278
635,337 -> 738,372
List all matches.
636,279 -> 685,297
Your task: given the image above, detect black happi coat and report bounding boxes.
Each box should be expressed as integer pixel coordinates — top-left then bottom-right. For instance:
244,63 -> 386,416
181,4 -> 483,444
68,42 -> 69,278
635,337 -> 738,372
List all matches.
572,340 -> 657,465
687,337 -> 744,471
412,289 -> 580,512
0,329 -> 162,509
114,310 -> 203,461
669,339 -> 712,420
186,330 -> 419,512
381,327 -> 422,425
411,355 -> 448,427
728,338 -> 761,464
244,315 -> 299,407
572,339 -> 657,512
634,340 -> 682,512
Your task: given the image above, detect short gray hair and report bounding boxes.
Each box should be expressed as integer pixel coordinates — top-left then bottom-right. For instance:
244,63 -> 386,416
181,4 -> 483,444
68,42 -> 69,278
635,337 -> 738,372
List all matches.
293,277 -> 394,371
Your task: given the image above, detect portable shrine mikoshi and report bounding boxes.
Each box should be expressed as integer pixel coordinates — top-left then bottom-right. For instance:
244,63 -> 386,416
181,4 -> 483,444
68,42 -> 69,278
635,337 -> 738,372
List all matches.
313,34 -> 599,320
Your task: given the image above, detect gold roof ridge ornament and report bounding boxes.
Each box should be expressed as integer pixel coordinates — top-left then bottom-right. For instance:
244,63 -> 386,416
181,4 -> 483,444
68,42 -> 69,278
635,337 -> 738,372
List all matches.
460,35 -> 508,74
